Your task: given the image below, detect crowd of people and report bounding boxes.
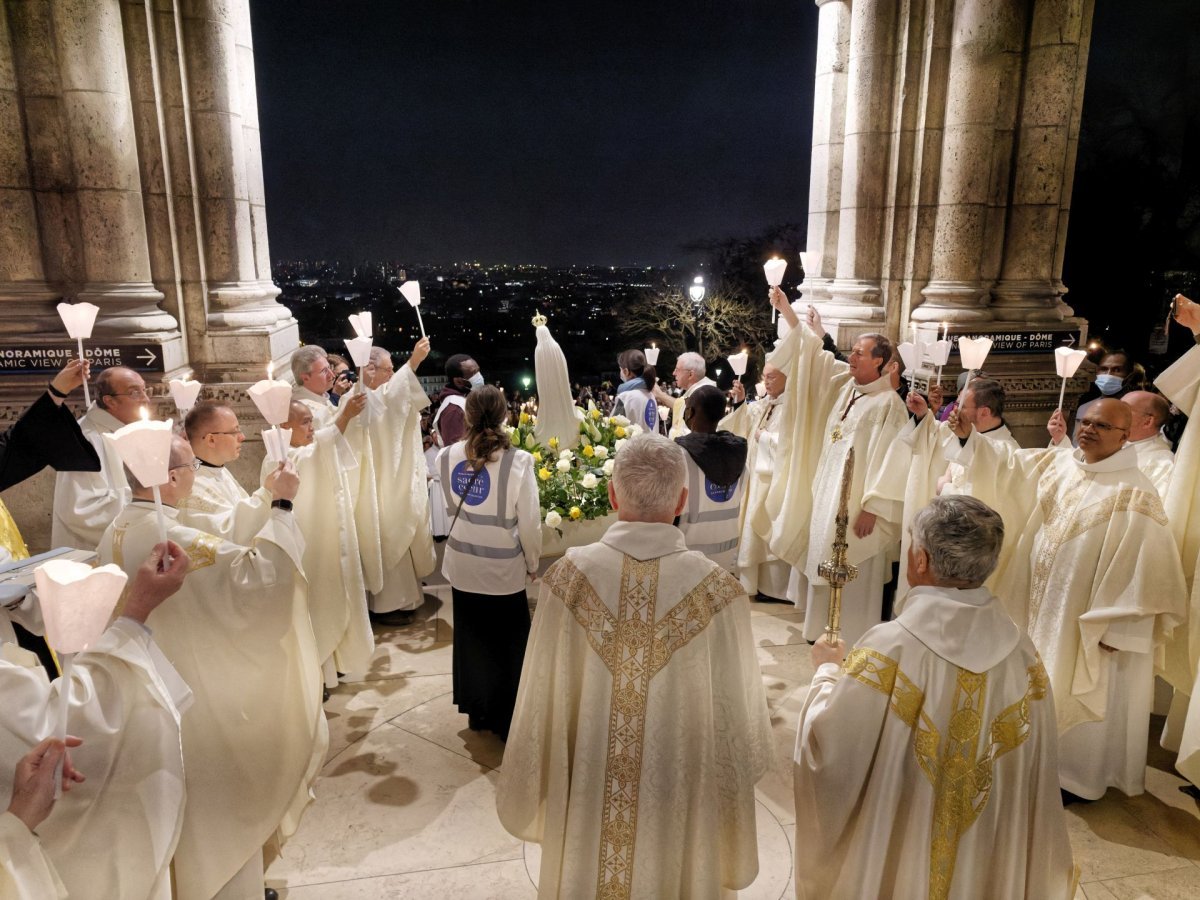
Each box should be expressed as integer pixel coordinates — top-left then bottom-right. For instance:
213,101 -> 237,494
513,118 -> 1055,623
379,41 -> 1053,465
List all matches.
1,289 -> 1199,899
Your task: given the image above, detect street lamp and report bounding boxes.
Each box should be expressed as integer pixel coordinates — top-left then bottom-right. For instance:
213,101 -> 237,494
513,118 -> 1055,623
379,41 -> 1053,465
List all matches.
688,275 -> 706,306
521,375 -> 532,391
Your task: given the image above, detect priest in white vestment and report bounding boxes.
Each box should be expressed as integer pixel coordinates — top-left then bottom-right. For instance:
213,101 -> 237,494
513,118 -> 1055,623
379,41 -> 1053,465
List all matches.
0,542 -> 191,900
1122,390 -> 1174,497
51,366 -> 149,550
1153,296 -> 1200,785
290,345 -> 338,430
2,738 -> 76,900
178,404 -> 280,544
946,398 -> 1186,798
357,341 -> 437,626
794,496 -> 1076,899
655,352 -> 716,439
498,434 -> 771,899
719,362 -> 791,600
761,289 -> 909,645
99,437 -> 327,900
271,398 -> 374,687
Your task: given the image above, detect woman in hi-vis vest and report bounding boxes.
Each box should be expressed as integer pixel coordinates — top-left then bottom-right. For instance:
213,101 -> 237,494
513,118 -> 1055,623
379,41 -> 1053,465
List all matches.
611,348 -> 664,434
435,386 -> 542,740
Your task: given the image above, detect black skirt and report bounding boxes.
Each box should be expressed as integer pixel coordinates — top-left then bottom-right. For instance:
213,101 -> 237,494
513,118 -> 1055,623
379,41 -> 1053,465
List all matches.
451,586 -> 531,740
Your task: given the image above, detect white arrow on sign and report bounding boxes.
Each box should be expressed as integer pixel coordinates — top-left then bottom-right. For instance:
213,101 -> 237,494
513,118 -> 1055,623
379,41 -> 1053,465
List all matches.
137,348 -> 158,367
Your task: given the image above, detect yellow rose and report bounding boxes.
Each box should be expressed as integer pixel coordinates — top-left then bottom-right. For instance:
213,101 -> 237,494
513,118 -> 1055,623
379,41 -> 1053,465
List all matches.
614,426 -> 626,438
582,445 -> 595,458
549,437 -> 560,450
532,451 -> 542,462
538,467 -> 551,481
519,412 -> 531,425
590,408 -> 602,420
569,506 -> 583,520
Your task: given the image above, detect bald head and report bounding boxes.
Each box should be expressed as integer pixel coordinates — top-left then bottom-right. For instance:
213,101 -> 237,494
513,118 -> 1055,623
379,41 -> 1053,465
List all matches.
1077,397 -> 1132,463
1122,391 -> 1170,441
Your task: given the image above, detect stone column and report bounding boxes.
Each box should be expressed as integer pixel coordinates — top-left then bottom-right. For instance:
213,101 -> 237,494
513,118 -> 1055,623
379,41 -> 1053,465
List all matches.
182,1 -> 291,317
51,0 -> 179,340
915,0 -> 1026,323
991,0 -> 1094,321
824,0 -> 896,329
801,0 -> 851,307
0,6 -> 57,335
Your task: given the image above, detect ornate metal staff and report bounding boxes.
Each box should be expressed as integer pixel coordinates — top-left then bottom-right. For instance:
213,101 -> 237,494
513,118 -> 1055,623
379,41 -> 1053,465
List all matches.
817,447 -> 858,645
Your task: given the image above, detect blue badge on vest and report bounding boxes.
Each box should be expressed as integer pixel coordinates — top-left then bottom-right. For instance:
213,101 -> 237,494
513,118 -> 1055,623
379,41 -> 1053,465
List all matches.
705,476 -> 739,503
451,460 -> 491,506
643,398 -> 658,429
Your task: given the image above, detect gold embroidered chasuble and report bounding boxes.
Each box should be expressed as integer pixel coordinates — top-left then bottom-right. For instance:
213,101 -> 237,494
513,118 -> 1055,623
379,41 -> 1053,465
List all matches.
793,586 -> 1076,900
97,503 -> 327,900
497,522 -> 771,900
945,436 -> 1186,733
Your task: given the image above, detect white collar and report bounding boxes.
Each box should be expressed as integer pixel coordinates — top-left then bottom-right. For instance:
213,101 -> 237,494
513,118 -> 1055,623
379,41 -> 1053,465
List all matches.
1071,442 -> 1140,474
293,385 -> 333,408
601,520 -> 689,561
684,377 -> 716,397
897,585 -> 1020,672
852,374 -> 893,396
85,404 -> 127,433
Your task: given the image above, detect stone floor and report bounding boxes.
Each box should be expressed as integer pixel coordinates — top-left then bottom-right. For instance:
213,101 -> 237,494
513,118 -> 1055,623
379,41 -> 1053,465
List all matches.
266,586 -> 1200,899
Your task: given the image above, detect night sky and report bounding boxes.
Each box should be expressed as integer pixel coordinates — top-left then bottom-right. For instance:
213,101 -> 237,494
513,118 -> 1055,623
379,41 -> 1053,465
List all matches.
250,1 -> 816,266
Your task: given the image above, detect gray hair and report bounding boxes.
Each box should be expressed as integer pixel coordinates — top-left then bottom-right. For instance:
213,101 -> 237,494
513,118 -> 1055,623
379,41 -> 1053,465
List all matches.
368,346 -> 392,365
290,345 -> 328,381
676,352 -> 707,378
909,496 -> 1004,587
612,433 -> 687,518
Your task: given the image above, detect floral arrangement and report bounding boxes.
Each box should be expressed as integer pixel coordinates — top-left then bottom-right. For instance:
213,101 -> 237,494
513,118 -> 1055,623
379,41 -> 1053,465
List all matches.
508,402 -> 643,531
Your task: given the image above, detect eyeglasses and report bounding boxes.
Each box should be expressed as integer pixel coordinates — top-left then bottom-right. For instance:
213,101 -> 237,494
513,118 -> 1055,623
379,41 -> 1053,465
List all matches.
170,459 -> 202,472
106,388 -> 149,400
1077,419 -> 1127,434
205,429 -> 244,438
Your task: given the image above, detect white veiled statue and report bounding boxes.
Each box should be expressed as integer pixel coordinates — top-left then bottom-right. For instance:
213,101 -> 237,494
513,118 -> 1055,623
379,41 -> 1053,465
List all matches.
532,313 -> 581,451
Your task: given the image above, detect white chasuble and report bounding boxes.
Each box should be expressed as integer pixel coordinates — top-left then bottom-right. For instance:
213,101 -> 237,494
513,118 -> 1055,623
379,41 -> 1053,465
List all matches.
719,396 -> 789,597
1129,432 -> 1173,499
0,812 -> 64,900
359,366 -> 437,613
497,522 -> 771,900
0,623 -> 189,900
51,406 -> 130,550
945,437 -> 1186,737
178,464 -> 273,545
794,586 -> 1076,900
98,503 -> 327,900
1154,343 -> 1200,784
261,427 -> 373,679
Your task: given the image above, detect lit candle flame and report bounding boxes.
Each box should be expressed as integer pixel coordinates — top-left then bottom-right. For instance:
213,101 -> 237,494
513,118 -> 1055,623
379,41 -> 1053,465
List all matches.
267,360 -> 274,380
138,406 -> 149,422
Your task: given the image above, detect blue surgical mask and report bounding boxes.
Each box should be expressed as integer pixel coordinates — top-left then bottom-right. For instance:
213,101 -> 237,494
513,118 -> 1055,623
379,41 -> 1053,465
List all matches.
468,372 -> 485,389
1094,373 -> 1123,396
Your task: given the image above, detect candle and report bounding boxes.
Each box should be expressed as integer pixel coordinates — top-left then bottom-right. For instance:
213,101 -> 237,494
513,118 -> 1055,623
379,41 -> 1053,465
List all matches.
941,321 -> 949,342
644,345 -> 660,366
897,341 -> 919,392
727,350 -> 749,377
957,336 -> 994,390
168,378 -> 202,416
1053,346 -> 1088,411
248,363 -> 294,463
400,282 -> 426,338
56,302 -> 101,407
349,311 -> 373,339
763,258 -> 787,287
34,558 -> 128,797
104,409 -> 174,547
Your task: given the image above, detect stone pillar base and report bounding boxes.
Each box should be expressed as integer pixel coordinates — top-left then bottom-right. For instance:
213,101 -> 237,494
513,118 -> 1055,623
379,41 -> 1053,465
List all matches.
206,281 -> 291,330
77,282 -> 179,335
916,281 -> 994,323
990,279 -> 1075,322
0,283 -> 62,335
195,317 -> 300,384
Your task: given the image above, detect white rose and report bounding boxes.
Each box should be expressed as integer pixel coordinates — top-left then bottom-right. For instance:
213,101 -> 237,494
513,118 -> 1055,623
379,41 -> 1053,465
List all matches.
614,438 -> 627,455
613,415 -> 630,427
556,459 -> 571,473
603,459 -> 615,476
594,445 -> 609,459
581,473 -> 598,489
559,449 -> 573,460
545,510 -> 562,528
627,423 -> 642,435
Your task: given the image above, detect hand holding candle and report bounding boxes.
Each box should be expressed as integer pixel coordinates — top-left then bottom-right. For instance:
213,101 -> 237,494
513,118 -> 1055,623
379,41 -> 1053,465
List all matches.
400,282 -> 426,338
764,258 -> 787,323
56,302 -> 100,407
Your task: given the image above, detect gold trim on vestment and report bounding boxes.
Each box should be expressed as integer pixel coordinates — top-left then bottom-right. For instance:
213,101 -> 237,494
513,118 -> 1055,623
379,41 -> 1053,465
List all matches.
0,499 -> 30,561
543,555 -> 742,900
843,648 -> 1050,900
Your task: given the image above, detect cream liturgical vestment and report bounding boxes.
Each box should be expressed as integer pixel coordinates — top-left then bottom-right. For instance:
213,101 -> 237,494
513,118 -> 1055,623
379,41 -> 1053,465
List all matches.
178,464 -> 273,545
98,503 -> 327,900
719,395 -> 790,598
357,367 -> 437,614
1129,432 -> 1174,498
260,427 -> 374,681
668,376 -> 716,439
0,623 -> 190,900
1154,344 -> 1200,784
1,809 -> 64,900
945,436 -> 1186,797
793,586 -> 1076,900
497,522 -> 772,900
51,406 -> 131,549
761,324 -> 908,645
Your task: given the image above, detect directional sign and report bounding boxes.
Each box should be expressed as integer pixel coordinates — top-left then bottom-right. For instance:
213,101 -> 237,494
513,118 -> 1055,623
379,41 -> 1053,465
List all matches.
952,330 -> 1082,356
0,344 -> 166,374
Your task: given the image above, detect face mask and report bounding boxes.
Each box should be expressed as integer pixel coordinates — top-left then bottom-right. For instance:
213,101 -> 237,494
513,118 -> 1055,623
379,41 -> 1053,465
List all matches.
1094,373 -> 1123,396
468,372 -> 485,389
